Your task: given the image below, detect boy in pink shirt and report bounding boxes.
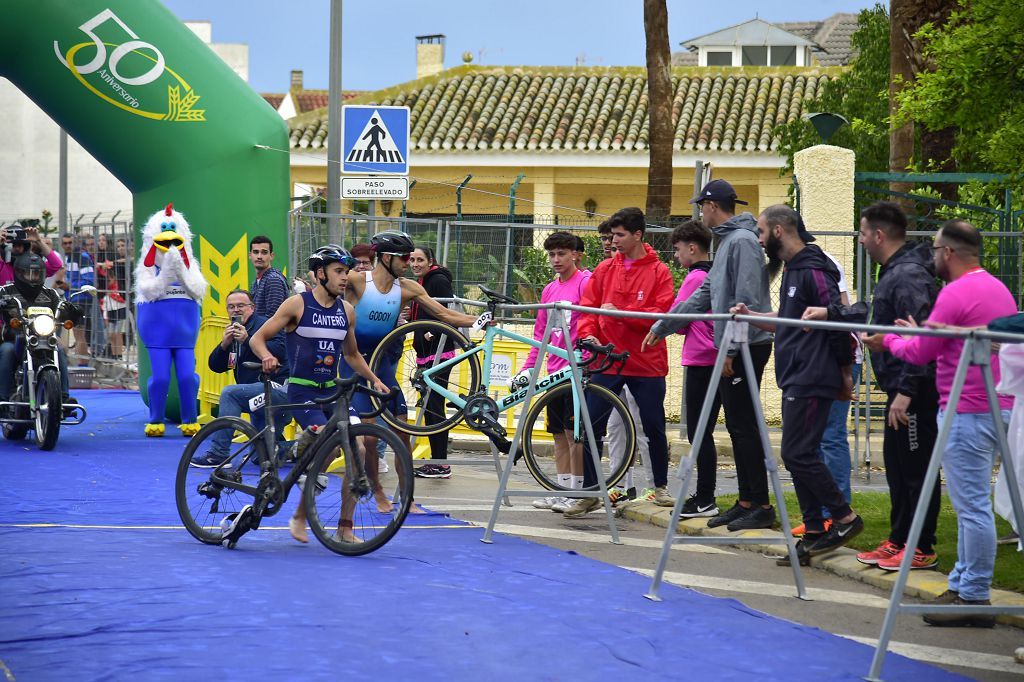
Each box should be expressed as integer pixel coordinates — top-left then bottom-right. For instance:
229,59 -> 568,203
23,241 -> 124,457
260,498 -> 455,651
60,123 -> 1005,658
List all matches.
865,220 -> 1016,626
668,221 -> 721,518
512,232 -> 591,510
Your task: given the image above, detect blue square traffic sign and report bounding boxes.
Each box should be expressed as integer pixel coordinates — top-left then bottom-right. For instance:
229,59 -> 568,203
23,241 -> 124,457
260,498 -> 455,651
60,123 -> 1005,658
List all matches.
342,105 -> 410,175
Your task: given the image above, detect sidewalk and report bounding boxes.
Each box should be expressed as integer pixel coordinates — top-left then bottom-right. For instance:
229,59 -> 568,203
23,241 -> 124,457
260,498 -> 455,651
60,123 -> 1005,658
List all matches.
448,425 -> 1024,628
618,500 -> 1024,629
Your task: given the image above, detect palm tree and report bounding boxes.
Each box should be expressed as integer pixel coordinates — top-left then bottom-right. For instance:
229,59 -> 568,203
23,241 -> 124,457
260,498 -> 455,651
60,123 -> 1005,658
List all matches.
644,0 -> 672,225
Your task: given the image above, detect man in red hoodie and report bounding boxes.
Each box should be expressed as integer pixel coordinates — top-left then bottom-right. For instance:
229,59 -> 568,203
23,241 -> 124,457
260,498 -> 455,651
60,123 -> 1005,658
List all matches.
563,207 -> 677,517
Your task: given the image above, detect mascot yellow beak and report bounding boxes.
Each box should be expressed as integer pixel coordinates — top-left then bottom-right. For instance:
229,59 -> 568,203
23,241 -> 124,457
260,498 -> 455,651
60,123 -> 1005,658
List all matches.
153,230 -> 185,253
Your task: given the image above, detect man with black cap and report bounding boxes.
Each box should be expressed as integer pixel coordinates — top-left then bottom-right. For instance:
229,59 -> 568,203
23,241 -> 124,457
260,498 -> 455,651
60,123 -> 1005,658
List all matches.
643,179 -> 775,531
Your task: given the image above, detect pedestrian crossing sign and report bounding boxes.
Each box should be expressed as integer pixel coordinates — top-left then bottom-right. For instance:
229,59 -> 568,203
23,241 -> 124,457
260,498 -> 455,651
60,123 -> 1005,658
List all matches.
342,105 -> 410,175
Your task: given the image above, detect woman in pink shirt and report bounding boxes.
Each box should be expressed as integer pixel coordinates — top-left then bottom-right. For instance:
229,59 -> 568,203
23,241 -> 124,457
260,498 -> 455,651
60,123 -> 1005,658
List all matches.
669,221 -> 722,518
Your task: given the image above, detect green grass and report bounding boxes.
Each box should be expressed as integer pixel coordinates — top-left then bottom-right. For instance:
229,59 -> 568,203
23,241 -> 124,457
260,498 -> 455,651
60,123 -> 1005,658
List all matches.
714,490 -> 1024,593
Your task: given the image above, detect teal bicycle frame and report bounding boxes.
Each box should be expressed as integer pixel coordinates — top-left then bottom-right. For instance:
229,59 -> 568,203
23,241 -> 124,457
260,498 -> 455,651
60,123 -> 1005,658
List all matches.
418,323 -> 585,438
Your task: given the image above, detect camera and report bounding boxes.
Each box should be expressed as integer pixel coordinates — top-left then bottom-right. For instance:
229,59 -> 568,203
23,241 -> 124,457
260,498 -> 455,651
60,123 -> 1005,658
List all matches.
3,227 -> 27,244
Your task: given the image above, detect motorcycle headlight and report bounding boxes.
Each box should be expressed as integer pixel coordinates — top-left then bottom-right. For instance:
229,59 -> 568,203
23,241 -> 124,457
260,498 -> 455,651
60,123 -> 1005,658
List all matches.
31,314 -> 56,337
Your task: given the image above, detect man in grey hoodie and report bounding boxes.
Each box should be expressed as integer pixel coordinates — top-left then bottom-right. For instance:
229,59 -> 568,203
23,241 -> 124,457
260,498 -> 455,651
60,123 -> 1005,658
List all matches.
643,180 -> 775,531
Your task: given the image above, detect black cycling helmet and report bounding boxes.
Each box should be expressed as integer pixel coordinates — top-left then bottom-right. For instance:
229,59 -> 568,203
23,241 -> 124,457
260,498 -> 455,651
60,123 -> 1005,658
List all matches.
308,244 -> 355,273
370,231 -> 414,255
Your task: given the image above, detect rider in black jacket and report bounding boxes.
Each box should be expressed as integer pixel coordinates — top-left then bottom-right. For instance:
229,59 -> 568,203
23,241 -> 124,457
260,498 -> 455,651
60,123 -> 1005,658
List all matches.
0,252 -> 82,407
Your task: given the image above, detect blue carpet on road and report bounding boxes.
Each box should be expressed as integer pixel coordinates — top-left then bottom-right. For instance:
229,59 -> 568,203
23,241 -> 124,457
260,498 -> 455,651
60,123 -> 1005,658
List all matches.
0,390 -> 966,680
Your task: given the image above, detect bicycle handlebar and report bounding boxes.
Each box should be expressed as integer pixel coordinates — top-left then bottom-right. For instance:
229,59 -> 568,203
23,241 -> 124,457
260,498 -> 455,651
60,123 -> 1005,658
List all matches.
574,339 -> 630,374
241,361 -> 400,412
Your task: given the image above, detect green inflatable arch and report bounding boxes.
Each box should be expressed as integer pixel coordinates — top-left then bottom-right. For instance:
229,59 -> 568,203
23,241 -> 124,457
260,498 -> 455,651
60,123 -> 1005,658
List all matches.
2,0 -> 289,418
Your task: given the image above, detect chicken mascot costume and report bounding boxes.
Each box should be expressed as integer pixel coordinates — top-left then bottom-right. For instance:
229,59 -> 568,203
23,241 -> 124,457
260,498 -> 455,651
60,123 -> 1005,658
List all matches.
135,204 -> 207,437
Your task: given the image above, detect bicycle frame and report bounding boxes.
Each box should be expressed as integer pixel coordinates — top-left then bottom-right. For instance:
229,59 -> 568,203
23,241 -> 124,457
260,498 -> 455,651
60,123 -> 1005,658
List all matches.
207,383 -> 366,508
418,323 -> 585,439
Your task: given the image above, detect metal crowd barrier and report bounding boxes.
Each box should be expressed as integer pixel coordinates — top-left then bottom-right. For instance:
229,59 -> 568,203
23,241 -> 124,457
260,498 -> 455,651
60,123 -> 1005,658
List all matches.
454,300 -> 1024,681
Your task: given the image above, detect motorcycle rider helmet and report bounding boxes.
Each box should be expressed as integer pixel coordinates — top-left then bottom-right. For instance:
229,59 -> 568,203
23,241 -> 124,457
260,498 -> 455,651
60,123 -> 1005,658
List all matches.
12,251 -> 46,301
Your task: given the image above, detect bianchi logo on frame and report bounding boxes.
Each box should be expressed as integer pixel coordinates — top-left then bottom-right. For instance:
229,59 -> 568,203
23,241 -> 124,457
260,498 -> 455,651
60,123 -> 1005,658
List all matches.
54,8 -> 205,122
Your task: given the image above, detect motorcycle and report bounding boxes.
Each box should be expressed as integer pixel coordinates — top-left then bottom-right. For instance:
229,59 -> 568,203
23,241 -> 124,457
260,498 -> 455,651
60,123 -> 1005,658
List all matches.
0,287 -> 90,450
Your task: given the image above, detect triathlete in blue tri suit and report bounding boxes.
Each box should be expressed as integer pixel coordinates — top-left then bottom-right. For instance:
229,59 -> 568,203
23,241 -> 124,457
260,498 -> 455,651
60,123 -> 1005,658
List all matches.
342,231 -> 481,493
250,245 -> 387,544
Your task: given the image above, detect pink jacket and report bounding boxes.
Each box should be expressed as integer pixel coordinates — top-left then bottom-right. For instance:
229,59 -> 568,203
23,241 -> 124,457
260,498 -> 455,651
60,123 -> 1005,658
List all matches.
671,263 -> 716,366
0,249 -> 63,286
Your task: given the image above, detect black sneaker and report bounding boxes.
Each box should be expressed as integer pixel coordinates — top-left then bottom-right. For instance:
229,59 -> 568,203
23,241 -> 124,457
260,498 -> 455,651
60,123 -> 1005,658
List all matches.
807,515 -> 864,555
415,464 -> 451,479
191,452 -> 230,468
727,506 -> 776,531
775,538 -> 814,566
680,495 -> 719,519
707,502 -> 748,528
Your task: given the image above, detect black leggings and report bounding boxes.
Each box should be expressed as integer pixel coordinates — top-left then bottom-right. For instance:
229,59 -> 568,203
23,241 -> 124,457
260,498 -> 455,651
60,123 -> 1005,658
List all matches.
422,364 -> 452,460
685,364 -> 722,502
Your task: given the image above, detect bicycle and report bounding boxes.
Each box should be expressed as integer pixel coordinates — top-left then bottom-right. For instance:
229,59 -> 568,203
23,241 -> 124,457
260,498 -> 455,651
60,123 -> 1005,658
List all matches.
366,286 -> 637,491
175,362 -> 414,556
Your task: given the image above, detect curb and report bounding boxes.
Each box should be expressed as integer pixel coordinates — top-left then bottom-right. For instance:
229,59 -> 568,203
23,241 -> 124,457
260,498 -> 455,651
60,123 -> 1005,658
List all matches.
619,500 -> 1024,629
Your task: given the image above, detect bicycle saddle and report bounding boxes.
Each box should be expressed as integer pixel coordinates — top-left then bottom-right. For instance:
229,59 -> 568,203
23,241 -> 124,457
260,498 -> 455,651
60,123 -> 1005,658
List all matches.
478,285 -> 520,306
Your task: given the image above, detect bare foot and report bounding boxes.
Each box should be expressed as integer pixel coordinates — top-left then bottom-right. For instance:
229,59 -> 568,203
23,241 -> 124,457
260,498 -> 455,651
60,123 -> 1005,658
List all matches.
374,490 -> 394,514
289,516 -> 308,543
337,528 -> 360,543
409,501 -> 427,515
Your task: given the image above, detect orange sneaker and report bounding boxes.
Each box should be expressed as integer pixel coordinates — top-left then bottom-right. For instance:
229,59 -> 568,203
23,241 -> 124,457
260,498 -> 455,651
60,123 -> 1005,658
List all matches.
856,539 -> 901,566
789,519 -> 831,537
877,547 -> 938,571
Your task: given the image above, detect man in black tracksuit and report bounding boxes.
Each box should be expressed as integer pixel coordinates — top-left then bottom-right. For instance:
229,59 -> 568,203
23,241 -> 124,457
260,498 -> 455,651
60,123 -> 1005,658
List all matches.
806,201 -> 940,569
734,205 -> 863,559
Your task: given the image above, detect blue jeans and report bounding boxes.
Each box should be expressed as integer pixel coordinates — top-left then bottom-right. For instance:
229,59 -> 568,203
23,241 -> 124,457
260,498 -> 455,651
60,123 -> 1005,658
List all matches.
0,342 -> 71,399
207,382 -> 290,457
818,363 -> 861,517
941,408 -> 1011,601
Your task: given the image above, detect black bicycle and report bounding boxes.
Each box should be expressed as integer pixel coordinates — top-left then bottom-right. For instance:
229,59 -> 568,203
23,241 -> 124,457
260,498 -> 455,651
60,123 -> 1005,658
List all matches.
175,363 -> 413,556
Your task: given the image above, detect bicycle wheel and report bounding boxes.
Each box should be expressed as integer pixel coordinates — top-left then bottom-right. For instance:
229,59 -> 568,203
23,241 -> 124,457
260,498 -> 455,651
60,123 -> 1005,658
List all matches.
175,417 -> 268,544
304,422 -> 414,556
368,319 -> 481,436
520,382 -> 636,492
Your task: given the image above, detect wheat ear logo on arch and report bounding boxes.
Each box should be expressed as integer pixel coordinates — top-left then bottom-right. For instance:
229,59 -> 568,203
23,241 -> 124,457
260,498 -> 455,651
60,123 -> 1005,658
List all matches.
54,8 -> 205,122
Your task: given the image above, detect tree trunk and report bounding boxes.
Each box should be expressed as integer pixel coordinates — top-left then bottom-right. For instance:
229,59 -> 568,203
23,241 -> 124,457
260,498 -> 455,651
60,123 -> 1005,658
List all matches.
644,0 -> 673,226
890,0 -> 959,200
889,0 -> 915,197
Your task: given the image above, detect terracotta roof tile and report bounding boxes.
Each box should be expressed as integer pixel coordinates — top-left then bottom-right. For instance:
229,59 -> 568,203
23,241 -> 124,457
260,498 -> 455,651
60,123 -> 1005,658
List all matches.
288,66 -> 834,154
262,93 -> 284,109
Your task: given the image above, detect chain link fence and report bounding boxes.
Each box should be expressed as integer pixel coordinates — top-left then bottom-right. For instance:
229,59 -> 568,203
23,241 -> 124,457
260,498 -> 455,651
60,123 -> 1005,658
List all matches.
35,218 -> 139,388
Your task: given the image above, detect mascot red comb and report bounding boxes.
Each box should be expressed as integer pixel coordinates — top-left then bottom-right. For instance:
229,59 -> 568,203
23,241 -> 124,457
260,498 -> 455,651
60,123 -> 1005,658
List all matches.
135,204 -> 207,436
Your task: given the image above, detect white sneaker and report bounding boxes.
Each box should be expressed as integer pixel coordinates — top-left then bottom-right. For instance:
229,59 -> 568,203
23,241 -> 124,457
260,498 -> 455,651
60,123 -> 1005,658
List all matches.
532,496 -> 559,510
378,456 -> 390,474
550,497 -> 573,513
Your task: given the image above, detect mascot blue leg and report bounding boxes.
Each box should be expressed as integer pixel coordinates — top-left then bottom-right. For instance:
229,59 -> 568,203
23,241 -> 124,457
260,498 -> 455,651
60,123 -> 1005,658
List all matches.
145,347 -> 172,437
173,347 -> 200,434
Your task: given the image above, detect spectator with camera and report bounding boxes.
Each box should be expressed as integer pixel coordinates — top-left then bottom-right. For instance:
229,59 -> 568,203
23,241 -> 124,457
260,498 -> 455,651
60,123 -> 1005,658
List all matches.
190,289 -> 290,468
0,222 -> 63,286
